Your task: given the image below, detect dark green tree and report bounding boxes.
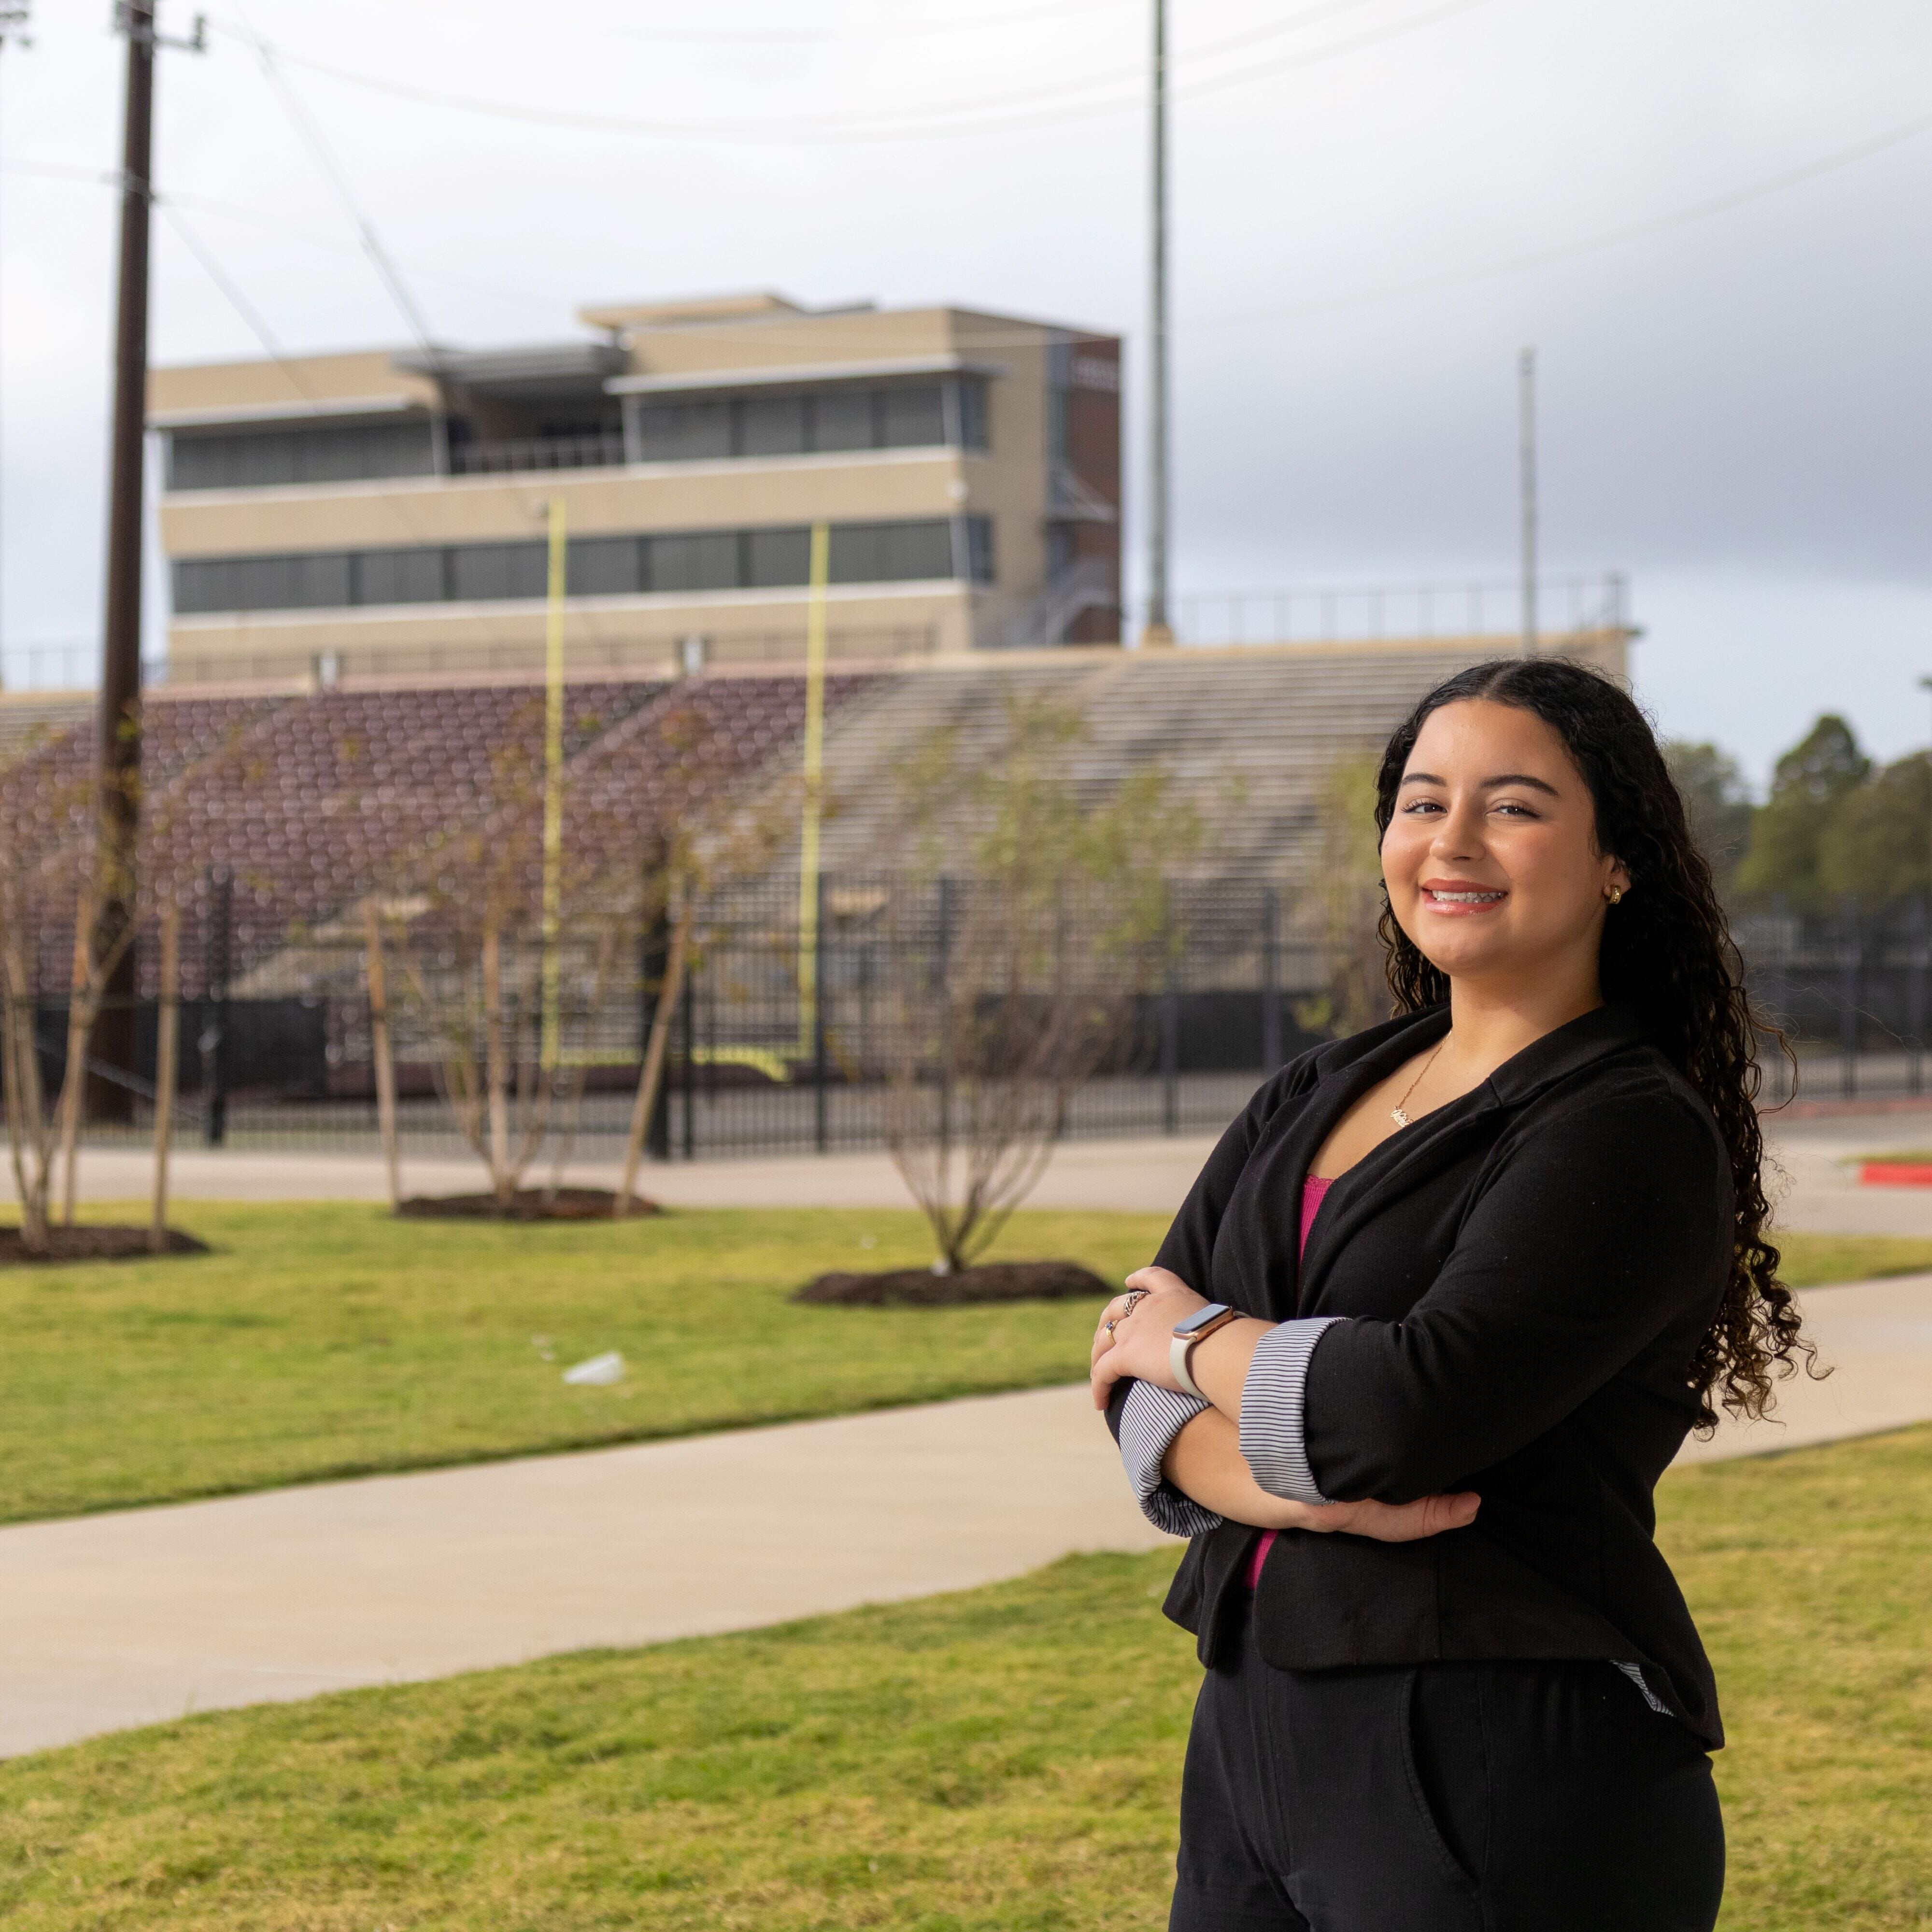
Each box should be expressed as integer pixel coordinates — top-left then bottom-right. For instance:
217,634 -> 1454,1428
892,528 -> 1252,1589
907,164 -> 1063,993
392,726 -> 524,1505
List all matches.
1817,752 -> 1932,909
1733,714 -> 1871,910
1662,739 -> 1754,893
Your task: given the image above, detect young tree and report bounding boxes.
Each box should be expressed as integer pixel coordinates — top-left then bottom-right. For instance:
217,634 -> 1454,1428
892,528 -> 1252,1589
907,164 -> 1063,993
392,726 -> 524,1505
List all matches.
878,690 -> 1201,1273
0,736 -> 133,1249
0,714 -> 254,1250
1293,750 -> 1389,1040
379,687 -> 790,1213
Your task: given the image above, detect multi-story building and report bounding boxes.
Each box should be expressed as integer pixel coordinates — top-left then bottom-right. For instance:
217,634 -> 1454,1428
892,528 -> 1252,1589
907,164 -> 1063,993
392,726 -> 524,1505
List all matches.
148,291 -> 1122,683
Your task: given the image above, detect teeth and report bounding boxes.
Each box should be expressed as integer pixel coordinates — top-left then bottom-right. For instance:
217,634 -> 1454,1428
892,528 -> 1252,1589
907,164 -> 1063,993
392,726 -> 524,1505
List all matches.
1429,890 -> 1502,903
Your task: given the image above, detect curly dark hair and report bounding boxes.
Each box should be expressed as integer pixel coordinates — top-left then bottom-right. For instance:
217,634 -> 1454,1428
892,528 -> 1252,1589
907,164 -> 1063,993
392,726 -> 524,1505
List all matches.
1372,656 -> 1816,1430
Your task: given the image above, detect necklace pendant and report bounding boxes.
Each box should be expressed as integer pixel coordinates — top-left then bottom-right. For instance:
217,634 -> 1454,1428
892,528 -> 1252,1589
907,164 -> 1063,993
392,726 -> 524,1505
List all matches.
1390,1107 -> 1410,1127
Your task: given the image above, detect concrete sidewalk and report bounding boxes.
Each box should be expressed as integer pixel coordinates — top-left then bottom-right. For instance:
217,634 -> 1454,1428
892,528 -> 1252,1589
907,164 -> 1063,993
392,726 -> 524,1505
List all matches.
23,1106 -> 1932,1233
5,1271 -> 1928,1762
6,1134 -> 1223,1216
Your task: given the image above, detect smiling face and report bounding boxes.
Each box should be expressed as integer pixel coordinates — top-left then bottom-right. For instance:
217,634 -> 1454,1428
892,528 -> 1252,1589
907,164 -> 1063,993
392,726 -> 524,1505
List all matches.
1380,698 -> 1631,999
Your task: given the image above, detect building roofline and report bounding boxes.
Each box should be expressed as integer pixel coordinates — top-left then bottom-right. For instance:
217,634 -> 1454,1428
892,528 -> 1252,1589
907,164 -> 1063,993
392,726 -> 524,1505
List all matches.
151,395 -> 425,431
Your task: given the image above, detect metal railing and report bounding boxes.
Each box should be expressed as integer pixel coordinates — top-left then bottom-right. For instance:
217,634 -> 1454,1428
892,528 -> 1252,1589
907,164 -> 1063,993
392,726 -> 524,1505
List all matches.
0,642 -> 174,695
47,874 -> 1325,1160
38,883 -> 1932,1164
448,430 -> 628,477
1173,573 -> 1628,648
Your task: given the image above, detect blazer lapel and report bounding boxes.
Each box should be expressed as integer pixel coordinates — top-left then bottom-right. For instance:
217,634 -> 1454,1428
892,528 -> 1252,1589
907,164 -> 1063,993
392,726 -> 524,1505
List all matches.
1293,1000 -> 1652,1313
1249,1009 -> 1450,1320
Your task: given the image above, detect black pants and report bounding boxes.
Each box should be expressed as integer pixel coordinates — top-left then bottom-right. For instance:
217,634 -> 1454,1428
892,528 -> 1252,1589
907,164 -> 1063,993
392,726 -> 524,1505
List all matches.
1171,1596 -> 1724,1932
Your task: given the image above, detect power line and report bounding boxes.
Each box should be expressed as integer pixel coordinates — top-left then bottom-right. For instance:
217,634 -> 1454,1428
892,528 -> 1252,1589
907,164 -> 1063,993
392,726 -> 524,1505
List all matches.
1186,103 -> 1932,333
12,85 -> 1930,353
214,0 -> 1492,146
13,91 -> 1930,355
360,0 -> 1124,44
226,3 -> 444,368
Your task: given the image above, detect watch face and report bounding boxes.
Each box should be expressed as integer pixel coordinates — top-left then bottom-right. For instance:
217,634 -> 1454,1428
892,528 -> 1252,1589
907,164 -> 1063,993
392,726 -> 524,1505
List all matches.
1173,1302 -> 1230,1336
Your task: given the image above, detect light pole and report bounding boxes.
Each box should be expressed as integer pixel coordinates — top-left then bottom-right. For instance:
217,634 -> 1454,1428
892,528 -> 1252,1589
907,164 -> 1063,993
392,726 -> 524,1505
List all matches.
1519,346 -> 1537,655
1142,0 -> 1174,647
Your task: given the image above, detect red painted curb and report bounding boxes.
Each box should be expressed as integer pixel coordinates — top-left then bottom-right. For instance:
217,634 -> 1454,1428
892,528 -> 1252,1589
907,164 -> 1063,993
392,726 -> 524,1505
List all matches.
1860,1163 -> 1932,1188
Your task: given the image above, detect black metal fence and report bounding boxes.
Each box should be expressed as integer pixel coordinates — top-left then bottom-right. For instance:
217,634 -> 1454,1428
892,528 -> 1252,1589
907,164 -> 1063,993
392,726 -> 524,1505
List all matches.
1739,903 -> 1932,1105
25,892 -> 1932,1165
22,874 -> 1328,1161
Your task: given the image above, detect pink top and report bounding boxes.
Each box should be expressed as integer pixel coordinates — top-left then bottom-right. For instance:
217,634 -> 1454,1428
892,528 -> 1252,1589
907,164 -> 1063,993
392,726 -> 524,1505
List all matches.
1246,1172 -> 1333,1589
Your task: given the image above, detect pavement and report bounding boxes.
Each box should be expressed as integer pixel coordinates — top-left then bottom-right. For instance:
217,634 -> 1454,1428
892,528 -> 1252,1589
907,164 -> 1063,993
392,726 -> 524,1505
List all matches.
23,1106 -> 1932,1230
6,1133 -> 1224,1215
4,1108 -> 1932,1762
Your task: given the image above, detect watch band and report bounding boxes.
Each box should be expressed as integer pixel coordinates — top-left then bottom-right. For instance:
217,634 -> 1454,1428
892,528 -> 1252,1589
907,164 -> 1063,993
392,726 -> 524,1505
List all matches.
1171,1307 -> 1238,1398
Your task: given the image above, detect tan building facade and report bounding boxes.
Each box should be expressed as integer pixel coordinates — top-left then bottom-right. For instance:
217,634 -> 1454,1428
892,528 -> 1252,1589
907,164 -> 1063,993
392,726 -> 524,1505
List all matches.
149,293 -> 1122,685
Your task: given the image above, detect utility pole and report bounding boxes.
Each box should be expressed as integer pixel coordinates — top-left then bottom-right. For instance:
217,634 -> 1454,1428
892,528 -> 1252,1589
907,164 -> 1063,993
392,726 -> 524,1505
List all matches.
1142,0 -> 1174,647
93,1 -> 201,1121
1518,345 -> 1537,656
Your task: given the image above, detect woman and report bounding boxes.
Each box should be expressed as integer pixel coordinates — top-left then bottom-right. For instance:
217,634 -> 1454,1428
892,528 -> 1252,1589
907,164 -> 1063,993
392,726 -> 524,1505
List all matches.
1091,657 -> 1810,1932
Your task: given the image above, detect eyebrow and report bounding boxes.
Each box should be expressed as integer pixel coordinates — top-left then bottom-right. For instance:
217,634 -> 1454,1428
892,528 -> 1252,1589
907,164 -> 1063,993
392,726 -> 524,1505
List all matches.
1399,770 -> 1563,797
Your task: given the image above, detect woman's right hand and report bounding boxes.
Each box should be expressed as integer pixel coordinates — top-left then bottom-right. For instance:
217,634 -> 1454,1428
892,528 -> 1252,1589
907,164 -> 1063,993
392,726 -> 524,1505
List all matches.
1289,1492 -> 1480,1541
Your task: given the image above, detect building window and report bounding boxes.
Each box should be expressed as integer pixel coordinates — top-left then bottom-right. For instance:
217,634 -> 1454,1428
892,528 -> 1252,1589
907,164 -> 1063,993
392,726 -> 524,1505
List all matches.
646,530 -> 741,594
878,384 -> 946,449
831,519 -> 955,584
355,546 -> 448,606
635,400 -> 733,462
810,388 -> 875,453
740,395 -> 809,457
450,542 -> 549,603
172,551 -> 353,613
568,535 -> 644,597
165,420 -> 438,492
745,526 -> 812,588
956,377 -> 989,451
171,516 -> 985,616
963,516 -> 995,585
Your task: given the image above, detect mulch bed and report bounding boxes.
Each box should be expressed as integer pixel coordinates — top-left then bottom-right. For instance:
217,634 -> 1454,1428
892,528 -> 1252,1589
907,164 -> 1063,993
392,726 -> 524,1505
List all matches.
395,1188 -> 662,1222
0,1225 -> 210,1266
793,1258 -> 1112,1307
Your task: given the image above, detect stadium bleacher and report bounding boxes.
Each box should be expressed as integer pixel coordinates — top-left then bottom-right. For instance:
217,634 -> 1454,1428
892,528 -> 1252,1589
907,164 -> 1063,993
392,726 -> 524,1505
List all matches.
0,635 -> 1624,998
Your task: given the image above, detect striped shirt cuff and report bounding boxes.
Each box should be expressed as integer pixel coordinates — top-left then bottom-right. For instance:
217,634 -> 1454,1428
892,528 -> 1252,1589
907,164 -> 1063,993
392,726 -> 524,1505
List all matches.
1118,1380 -> 1223,1539
1239,1317 -> 1345,1504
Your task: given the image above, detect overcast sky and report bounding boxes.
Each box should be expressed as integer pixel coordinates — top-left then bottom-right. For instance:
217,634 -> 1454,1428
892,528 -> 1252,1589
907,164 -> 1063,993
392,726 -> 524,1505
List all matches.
3,0 -> 1929,788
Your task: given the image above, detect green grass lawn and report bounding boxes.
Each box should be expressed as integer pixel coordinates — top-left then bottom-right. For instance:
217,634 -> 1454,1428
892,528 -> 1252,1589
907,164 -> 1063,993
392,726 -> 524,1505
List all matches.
0,1424 -> 1926,1930
0,1207 -> 1925,1529
0,1203 -> 1169,1526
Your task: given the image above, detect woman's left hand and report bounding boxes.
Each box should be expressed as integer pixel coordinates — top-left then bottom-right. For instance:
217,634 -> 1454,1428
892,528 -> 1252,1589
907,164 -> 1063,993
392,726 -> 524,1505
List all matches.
1090,1265 -> 1208,1409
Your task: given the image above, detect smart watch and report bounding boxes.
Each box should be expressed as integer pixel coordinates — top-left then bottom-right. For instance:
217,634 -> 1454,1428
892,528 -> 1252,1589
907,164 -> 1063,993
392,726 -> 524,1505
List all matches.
1170,1301 -> 1238,1398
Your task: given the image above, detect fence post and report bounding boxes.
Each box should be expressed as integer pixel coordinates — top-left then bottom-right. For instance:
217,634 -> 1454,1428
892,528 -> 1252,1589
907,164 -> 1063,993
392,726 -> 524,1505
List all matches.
1913,894 -> 1929,1098
200,867 -> 231,1147
936,874 -> 955,1160
640,862 -> 670,1163
1261,885 -> 1282,1071
813,869 -> 830,1153
1161,888 -> 1180,1135
1840,897 -> 1860,1100
681,947 -> 697,1160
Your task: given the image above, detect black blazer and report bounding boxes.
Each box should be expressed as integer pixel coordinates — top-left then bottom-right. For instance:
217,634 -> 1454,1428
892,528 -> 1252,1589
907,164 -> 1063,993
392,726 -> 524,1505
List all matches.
1120,1001 -> 1733,1746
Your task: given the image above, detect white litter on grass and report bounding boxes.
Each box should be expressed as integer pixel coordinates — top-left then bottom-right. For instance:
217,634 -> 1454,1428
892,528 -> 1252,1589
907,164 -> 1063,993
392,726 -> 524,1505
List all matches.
562,1350 -> 625,1386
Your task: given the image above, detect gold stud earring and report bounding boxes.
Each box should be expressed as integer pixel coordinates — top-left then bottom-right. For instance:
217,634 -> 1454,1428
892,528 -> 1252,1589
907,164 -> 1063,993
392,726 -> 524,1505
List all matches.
1606,886 -> 1624,906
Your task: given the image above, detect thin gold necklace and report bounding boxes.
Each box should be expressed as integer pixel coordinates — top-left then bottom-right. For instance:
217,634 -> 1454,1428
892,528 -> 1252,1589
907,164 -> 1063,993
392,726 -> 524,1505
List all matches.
1389,1040 -> 1447,1128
